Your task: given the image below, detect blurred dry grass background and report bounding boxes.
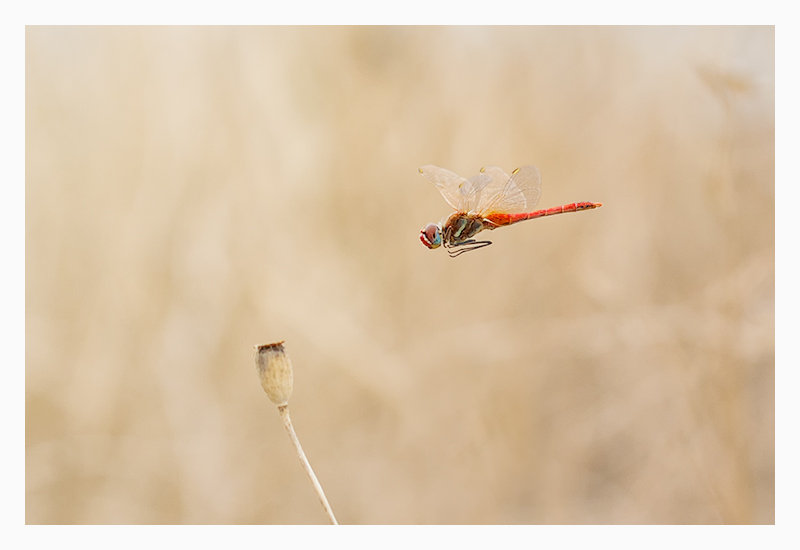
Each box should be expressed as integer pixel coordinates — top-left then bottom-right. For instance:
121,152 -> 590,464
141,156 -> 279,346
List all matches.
25,26 -> 774,524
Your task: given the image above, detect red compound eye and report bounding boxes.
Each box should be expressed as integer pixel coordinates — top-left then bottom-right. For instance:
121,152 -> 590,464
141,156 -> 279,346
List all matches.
419,224 -> 442,249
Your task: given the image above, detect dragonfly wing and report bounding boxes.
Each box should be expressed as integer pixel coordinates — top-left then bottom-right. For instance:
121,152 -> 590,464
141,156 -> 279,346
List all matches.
463,172 -> 493,213
419,165 -> 491,212
478,165 -> 542,215
475,166 -> 510,213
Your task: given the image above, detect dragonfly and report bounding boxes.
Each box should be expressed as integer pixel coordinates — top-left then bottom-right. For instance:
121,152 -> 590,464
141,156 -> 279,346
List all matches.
419,165 -> 602,257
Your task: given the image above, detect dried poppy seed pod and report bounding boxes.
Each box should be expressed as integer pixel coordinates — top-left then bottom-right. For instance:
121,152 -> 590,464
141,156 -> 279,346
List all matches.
254,341 -> 293,406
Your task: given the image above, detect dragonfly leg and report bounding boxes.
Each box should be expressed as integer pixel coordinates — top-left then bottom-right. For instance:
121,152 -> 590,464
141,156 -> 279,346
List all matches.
446,239 -> 493,257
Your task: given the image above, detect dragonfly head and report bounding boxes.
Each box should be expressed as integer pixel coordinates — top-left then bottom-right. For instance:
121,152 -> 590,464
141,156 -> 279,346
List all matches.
419,223 -> 442,249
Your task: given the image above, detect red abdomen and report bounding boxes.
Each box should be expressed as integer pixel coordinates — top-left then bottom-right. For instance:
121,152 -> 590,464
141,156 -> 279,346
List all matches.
484,201 -> 603,227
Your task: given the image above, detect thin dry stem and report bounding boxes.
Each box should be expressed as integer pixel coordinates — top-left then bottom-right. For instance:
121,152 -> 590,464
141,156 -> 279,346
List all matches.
278,404 -> 338,525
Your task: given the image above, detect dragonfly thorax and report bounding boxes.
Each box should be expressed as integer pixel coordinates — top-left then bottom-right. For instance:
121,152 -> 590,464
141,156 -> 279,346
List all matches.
442,213 -> 490,246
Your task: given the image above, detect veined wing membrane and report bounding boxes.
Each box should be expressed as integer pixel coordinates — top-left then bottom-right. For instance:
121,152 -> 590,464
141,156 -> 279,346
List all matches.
420,165 -> 492,213
478,165 -> 542,216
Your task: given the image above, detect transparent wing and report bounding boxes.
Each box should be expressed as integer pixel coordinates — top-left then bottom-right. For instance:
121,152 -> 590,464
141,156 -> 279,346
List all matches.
474,166 -> 510,213
419,165 -> 492,213
477,165 -> 542,215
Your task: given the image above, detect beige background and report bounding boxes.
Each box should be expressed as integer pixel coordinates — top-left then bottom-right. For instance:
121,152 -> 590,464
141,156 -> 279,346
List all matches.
26,26 -> 774,524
